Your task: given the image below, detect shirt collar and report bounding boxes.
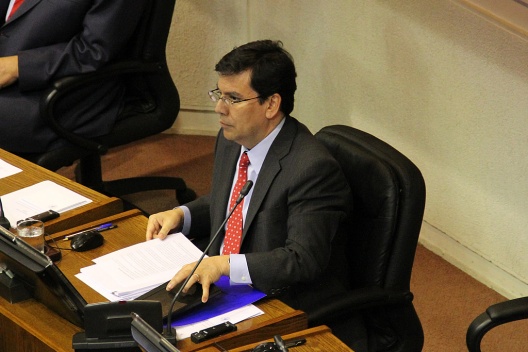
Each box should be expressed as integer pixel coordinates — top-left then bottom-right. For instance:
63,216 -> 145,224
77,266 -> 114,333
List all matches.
240,117 -> 286,175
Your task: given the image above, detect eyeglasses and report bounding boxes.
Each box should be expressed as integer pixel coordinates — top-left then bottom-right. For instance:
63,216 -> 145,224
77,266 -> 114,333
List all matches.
208,89 -> 261,106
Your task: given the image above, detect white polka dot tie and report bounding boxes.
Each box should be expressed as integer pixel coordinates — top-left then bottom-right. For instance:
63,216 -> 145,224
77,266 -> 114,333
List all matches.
223,152 -> 250,255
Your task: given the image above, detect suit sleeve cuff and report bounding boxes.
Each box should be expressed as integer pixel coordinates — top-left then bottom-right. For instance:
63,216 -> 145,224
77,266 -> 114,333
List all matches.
178,205 -> 191,236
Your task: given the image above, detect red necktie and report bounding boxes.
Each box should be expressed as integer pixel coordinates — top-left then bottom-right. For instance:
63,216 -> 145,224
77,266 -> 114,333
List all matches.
8,0 -> 24,20
223,152 -> 250,255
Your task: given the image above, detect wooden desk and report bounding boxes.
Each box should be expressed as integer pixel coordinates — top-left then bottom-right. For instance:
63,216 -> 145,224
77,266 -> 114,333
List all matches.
0,210 -> 307,352
177,299 -> 306,352
0,149 -> 122,233
225,325 -> 354,352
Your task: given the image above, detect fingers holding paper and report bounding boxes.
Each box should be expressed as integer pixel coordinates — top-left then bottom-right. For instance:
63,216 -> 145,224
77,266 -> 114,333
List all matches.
146,208 -> 184,240
166,255 -> 230,303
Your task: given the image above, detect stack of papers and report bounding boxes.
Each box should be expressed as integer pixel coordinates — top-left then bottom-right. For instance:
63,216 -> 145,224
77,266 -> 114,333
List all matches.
76,233 -> 266,339
76,233 -> 203,301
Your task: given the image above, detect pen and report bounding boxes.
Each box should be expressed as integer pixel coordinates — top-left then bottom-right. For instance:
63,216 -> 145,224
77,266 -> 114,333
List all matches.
63,223 -> 116,240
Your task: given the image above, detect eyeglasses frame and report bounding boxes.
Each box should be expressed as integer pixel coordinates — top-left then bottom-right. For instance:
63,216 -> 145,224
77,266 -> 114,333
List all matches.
208,88 -> 262,106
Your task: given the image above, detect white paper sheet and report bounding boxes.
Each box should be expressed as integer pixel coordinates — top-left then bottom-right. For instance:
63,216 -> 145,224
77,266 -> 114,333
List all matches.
0,159 -> 22,179
2,180 -> 92,225
174,304 -> 263,340
76,233 -> 204,300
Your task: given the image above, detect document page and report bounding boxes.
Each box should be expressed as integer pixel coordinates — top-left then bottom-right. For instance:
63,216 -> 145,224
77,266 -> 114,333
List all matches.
0,159 -> 22,179
174,304 -> 263,340
2,180 -> 92,225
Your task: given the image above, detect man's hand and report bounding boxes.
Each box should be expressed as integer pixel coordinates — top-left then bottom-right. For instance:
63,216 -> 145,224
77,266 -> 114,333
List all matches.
167,255 -> 230,303
0,56 -> 19,88
145,208 -> 184,240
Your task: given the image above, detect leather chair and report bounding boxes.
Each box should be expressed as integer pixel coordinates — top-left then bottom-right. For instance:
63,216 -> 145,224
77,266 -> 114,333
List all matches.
312,125 -> 426,352
18,0 -> 196,212
466,296 -> 528,352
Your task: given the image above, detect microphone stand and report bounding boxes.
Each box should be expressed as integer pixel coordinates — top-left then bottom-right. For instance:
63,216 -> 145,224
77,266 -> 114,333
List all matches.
163,180 -> 254,341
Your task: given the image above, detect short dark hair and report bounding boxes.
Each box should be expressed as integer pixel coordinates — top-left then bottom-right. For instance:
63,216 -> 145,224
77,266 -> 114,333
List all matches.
215,40 -> 297,115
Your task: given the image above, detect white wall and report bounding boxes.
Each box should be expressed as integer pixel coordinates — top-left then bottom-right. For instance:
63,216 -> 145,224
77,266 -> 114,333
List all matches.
166,0 -> 528,299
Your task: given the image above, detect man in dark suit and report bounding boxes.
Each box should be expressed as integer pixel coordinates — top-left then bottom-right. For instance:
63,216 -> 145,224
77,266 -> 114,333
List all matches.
146,40 -> 351,315
0,0 -> 147,153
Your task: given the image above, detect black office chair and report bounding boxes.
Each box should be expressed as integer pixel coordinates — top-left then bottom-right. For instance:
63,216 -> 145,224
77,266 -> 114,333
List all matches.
312,125 -> 426,352
18,0 -> 196,212
466,296 -> 528,352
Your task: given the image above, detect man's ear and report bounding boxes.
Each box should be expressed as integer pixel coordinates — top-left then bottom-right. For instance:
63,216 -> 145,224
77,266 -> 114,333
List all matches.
265,93 -> 282,119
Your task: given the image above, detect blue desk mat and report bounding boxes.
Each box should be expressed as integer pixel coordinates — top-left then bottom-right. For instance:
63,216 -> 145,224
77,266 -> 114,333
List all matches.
171,276 -> 266,326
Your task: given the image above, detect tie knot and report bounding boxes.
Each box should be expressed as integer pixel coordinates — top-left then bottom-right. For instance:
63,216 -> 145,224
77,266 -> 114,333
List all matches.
239,152 -> 250,168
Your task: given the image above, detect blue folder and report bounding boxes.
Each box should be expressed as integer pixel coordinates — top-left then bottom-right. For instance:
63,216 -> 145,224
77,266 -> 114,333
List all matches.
171,276 -> 266,327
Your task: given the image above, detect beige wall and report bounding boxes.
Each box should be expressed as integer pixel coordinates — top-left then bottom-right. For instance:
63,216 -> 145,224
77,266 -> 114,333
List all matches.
167,0 -> 528,298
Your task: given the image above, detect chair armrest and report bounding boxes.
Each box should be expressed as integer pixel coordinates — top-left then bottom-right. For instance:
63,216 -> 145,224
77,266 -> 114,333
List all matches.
308,286 -> 414,325
466,296 -> 528,352
39,61 -> 163,153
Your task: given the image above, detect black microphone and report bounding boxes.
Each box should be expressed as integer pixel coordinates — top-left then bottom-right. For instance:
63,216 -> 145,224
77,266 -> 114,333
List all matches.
163,180 -> 254,339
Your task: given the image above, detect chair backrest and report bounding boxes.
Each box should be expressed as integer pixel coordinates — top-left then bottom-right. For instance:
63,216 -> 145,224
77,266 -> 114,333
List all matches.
314,125 -> 425,351
97,0 -> 179,149
127,0 -> 175,63
315,125 -> 426,293
24,0 -> 179,171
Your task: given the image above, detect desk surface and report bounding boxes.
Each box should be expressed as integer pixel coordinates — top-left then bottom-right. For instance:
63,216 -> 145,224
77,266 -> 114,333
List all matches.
0,210 -> 307,352
0,149 -> 122,233
0,149 -> 349,351
224,325 -> 354,352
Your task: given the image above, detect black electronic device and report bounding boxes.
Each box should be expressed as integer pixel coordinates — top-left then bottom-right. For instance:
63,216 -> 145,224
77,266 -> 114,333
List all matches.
163,180 -> 254,341
0,223 -> 86,327
274,335 -> 288,352
131,312 -> 181,352
251,337 -> 306,352
0,198 -> 10,230
72,300 -> 163,350
136,280 -> 221,320
28,209 -> 60,222
190,321 -> 237,343
70,230 -> 104,252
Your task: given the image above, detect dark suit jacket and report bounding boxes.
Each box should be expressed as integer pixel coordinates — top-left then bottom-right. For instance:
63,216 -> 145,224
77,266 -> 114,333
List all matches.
0,0 -> 147,153
186,116 -> 352,313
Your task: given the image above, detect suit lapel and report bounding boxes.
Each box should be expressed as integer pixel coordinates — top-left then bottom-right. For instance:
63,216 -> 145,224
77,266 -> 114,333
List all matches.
242,117 -> 297,238
217,142 -> 240,216
210,140 -> 241,253
0,1 -> 9,26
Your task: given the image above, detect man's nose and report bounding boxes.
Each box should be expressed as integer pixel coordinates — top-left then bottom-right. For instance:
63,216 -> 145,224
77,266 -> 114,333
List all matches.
214,99 -> 227,114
